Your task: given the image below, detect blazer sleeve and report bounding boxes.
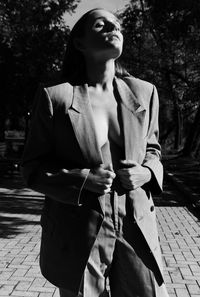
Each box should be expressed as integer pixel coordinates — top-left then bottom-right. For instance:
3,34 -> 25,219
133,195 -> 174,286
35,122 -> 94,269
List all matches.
21,85 -> 89,206
142,85 -> 163,194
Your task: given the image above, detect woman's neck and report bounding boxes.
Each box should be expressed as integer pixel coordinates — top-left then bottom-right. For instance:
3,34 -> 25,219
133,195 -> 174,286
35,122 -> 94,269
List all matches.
85,59 -> 115,91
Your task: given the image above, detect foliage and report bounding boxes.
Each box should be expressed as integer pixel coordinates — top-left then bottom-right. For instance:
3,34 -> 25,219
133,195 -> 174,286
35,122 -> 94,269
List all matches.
119,0 -> 200,155
0,0 -> 79,140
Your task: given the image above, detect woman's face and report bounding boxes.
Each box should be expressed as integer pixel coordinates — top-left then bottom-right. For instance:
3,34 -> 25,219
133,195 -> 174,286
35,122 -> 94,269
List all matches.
76,9 -> 123,61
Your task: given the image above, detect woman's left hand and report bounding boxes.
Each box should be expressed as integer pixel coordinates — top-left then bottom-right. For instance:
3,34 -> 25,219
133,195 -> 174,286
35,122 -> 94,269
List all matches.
117,160 -> 152,190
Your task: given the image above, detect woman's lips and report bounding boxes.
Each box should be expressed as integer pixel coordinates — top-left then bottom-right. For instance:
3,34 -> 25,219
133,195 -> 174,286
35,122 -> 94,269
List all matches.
106,33 -> 121,41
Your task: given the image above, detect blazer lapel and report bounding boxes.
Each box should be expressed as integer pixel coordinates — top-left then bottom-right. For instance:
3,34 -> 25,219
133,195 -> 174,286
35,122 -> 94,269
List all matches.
114,77 -> 146,161
68,84 -> 105,214
68,84 -> 103,167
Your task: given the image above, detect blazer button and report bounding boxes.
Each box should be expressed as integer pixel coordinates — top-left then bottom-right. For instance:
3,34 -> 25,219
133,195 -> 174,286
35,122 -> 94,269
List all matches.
150,205 -> 154,212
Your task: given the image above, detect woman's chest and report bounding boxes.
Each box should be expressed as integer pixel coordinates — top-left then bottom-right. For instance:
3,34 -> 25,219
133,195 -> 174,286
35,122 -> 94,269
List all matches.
90,94 -> 123,147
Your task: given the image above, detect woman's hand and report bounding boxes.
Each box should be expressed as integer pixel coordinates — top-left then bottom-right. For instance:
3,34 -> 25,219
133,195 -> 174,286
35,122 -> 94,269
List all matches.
84,164 -> 116,194
117,160 -> 151,190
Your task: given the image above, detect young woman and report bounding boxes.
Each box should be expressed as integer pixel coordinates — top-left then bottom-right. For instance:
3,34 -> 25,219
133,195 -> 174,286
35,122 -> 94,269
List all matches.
21,8 -> 169,297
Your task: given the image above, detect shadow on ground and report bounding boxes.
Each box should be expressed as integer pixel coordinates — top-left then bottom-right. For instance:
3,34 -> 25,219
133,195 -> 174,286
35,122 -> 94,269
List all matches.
0,195 -> 43,239
154,182 -> 186,207
154,180 -> 200,222
163,156 -> 200,198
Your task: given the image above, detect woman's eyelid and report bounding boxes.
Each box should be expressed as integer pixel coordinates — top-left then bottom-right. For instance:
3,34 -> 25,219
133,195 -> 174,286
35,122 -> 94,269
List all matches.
94,20 -> 105,28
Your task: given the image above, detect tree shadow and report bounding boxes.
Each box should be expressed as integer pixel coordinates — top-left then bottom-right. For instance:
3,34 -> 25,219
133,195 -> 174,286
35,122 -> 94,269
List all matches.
163,157 -> 200,197
154,181 -> 200,221
154,182 -> 186,207
0,194 -> 44,239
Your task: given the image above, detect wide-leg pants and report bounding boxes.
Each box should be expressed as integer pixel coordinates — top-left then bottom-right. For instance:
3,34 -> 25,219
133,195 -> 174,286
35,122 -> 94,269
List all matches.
59,192 -> 168,297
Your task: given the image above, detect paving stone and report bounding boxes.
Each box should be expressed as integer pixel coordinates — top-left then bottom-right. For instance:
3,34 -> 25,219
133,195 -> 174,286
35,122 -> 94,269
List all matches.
175,288 -> 190,297
11,291 -> 39,296
12,268 -> 28,277
28,286 -> 54,293
0,285 -> 15,295
15,280 -> 32,291
187,284 -> 200,295
52,290 -> 60,297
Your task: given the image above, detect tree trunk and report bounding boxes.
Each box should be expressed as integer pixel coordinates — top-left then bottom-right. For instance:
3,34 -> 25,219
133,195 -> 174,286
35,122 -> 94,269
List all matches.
174,100 -> 183,150
165,71 -> 183,151
183,102 -> 200,157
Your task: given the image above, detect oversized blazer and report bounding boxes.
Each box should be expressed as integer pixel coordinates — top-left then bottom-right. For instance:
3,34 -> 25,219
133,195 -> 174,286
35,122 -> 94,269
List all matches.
21,76 -> 164,294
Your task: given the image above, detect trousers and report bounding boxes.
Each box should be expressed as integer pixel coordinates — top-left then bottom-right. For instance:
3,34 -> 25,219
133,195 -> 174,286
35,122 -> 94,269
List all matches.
59,191 -> 156,297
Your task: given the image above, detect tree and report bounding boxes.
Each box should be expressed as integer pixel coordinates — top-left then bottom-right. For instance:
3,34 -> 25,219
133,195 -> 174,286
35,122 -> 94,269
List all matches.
0,0 -> 79,141
119,0 -> 200,155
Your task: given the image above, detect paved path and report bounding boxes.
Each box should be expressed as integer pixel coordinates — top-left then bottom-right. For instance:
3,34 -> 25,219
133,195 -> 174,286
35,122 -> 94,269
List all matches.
0,175 -> 200,296
155,183 -> 200,297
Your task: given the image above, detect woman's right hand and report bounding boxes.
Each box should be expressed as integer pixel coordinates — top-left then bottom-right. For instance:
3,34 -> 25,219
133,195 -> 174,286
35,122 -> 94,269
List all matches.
84,164 -> 116,194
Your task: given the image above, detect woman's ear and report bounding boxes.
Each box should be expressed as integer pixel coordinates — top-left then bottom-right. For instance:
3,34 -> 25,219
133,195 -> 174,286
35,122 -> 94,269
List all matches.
74,37 -> 85,52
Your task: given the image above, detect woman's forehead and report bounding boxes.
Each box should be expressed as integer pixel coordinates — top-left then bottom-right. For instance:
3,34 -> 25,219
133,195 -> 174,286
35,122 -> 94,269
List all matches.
87,9 -> 119,23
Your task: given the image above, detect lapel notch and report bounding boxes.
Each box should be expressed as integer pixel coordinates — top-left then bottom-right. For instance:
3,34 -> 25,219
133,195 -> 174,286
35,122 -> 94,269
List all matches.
114,77 -> 146,114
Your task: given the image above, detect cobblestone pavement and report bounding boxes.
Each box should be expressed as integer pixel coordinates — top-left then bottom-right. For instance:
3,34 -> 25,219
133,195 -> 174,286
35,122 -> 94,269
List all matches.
0,175 -> 200,297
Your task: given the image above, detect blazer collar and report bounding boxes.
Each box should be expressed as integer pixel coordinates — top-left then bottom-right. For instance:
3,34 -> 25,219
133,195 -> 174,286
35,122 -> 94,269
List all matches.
71,77 -> 146,114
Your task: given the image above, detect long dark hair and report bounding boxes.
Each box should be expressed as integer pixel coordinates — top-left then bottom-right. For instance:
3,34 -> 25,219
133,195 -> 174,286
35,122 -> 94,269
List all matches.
61,8 -> 129,85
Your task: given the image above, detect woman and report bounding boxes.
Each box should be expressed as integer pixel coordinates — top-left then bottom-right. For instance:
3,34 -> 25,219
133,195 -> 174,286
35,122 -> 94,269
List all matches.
21,8 -> 169,297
